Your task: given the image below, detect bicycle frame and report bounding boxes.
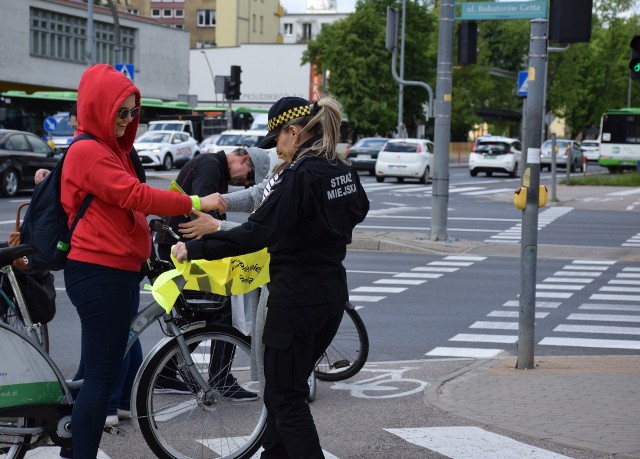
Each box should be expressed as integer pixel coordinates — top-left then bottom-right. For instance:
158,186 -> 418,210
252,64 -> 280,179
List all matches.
0,248 -> 47,348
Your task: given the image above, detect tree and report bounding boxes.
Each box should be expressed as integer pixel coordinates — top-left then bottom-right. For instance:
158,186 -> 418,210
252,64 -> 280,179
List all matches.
303,0 -> 437,138
547,0 -> 639,137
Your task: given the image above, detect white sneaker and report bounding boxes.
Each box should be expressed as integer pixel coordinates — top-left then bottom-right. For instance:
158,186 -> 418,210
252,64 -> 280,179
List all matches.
117,408 -> 131,420
105,415 -> 119,426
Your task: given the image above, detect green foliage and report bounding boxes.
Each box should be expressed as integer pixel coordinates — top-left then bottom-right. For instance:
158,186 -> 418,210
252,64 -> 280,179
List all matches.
304,0 -> 640,141
303,0 -> 436,137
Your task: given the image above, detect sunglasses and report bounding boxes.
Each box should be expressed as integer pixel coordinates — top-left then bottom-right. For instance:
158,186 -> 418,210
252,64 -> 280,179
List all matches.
118,106 -> 141,119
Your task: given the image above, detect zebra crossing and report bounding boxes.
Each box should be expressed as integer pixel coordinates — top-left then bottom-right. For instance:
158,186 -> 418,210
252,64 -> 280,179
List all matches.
622,231 -> 640,248
426,259 -> 640,358
348,255 -> 488,304
484,206 -> 573,243
362,181 -> 514,197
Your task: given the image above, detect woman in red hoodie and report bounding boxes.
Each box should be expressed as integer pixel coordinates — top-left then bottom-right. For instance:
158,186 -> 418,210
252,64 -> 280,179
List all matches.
59,64 -> 225,459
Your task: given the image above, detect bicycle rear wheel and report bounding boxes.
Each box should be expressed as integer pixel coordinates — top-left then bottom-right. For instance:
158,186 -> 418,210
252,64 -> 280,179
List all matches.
135,324 -> 266,459
315,304 -> 369,382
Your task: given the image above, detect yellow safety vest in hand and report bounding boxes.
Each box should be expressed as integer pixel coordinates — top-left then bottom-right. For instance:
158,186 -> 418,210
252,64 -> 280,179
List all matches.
150,248 -> 270,313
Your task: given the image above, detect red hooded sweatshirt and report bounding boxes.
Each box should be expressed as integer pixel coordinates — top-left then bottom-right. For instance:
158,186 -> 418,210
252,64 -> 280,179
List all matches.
61,64 -> 192,272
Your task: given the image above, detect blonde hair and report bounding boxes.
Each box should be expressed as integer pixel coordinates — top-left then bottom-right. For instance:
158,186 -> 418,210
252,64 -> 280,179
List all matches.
287,96 -> 347,165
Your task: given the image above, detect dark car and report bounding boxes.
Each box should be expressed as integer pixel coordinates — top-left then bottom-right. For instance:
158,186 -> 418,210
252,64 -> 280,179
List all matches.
347,137 -> 390,175
0,129 -> 60,197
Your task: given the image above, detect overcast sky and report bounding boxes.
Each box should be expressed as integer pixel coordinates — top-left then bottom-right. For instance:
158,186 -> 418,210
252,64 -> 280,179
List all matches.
280,0 -> 356,14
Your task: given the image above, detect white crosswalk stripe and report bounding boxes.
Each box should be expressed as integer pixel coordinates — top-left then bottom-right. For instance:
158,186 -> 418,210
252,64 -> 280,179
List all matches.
387,426 -> 573,458
484,206 -> 573,243
426,259 -> 639,358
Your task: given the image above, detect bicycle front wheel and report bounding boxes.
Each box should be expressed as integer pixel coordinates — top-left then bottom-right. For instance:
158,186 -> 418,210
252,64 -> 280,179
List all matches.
0,417 -> 33,459
315,305 -> 369,382
135,324 -> 266,459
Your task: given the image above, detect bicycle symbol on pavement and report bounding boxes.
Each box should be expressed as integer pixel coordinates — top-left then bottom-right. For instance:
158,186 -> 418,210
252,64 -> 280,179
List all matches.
330,365 -> 429,399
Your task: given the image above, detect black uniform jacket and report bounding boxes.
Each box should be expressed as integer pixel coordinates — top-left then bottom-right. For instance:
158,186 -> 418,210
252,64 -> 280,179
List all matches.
156,151 -> 229,247
185,147 -> 369,308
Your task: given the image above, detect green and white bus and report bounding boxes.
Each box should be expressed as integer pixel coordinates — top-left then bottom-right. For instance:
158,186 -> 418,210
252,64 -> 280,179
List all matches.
598,107 -> 640,172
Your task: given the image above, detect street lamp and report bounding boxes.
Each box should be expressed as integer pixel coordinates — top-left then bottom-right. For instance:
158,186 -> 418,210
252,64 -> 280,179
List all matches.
200,50 -> 217,104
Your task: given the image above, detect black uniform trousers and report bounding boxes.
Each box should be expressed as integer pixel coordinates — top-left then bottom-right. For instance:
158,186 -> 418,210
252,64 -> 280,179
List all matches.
261,301 -> 344,459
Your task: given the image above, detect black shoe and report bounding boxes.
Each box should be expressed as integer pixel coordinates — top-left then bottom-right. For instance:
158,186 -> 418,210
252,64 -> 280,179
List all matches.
154,376 -> 192,395
212,376 -> 258,401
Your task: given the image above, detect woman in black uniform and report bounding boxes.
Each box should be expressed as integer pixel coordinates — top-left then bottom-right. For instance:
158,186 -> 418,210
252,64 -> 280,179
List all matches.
172,95 -> 369,458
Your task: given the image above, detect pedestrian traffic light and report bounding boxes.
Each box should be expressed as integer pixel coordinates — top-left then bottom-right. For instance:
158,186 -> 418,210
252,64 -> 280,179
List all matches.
630,36 -> 640,81
458,22 -> 477,66
227,65 -> 242,100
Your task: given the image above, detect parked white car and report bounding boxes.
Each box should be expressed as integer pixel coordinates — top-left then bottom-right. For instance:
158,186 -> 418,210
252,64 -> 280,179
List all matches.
469,136 -> 522,178
204,129 -> 283,172
580,139 -> 601,162
203,129 -> 268,154
375,138 -> 434,183
134,130 -> 200,170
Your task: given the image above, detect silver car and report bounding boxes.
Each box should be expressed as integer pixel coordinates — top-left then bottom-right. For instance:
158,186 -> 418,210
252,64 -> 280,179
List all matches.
540,139 -> 583,171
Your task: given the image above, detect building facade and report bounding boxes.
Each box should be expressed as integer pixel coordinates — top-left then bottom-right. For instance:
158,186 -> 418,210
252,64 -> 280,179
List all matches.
0,0 -> 190,99
120,0 -> 283,48
280,0 -> 346,44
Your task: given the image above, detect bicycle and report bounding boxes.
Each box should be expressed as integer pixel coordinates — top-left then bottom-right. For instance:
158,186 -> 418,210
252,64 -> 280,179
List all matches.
315,302 -> 369,382
307,302 -> 369,402
0,246 -> 49,352
0,220 -> 267,459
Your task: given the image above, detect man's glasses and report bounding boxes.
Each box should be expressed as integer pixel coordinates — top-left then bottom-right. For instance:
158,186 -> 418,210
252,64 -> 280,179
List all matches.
118,107 -> 141,119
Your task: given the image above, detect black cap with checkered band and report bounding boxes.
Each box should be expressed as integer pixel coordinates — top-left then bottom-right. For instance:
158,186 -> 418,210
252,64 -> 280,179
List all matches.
259,96 -> 316,149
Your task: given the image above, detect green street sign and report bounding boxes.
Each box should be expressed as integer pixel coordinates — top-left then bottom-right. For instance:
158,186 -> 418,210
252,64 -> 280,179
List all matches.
457,1 -> 548,20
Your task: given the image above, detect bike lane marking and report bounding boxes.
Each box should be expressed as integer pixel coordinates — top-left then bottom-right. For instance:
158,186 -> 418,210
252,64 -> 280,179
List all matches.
385,426 -> 572,458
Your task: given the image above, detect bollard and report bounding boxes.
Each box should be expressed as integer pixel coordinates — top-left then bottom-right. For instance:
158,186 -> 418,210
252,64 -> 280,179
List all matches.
583,156 -> 587,177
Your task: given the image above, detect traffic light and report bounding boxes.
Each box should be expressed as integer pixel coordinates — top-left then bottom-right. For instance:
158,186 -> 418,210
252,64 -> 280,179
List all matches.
549,0 -> 593,43
227,65 -> 242,100
630,36 -> 640,80
458,22 -> 477,65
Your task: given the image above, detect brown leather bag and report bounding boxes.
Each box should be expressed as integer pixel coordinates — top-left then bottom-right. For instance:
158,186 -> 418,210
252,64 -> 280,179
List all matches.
9,202 -> 30,269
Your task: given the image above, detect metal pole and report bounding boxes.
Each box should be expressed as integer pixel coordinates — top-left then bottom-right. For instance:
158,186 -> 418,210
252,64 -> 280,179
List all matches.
200,51 -> 217,104
397,0 -> 407,137
550,132 -> 557,201
517,19 -> 548,370
430,0 -> 454,241
87,1 -> 95,65
629,15 -> 637,108
227,100 -> 233,130
106,0 -> 122,65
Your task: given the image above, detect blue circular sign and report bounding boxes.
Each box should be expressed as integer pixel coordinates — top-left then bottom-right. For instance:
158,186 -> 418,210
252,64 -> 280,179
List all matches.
43,116 -> 57,132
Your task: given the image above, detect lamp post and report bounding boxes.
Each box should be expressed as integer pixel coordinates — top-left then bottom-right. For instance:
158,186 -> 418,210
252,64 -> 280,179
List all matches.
200,51 -> 217,104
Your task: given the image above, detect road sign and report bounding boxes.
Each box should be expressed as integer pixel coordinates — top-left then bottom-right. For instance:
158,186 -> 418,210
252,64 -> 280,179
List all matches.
115,63 -> 135,82
43,116 -> 57,132
458,1 -> 547,21
517,70 -> 528,97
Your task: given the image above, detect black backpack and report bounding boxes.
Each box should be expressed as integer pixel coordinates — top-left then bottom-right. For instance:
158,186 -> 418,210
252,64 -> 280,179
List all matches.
20,134 -> 95,271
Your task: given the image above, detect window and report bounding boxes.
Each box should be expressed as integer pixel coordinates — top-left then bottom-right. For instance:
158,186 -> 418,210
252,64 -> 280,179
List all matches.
284,23 -> 293,35
260,16 -> 263,34
30,8 -> 135,65
126,9 -> 139,15
197,9 -> 216,27
252,14 -> 256,32
162,9 -> 172,18
174,9 -> 184,18
302,23 -> 312,41
151,9 -> 161,18
6,134 -> 30,152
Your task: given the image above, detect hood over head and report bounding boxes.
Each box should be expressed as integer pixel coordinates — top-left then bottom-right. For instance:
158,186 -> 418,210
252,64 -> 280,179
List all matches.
76,64 -> 141,155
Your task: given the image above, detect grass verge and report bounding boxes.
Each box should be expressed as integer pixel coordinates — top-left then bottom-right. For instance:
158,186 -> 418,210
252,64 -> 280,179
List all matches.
569,171 -> 640,186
